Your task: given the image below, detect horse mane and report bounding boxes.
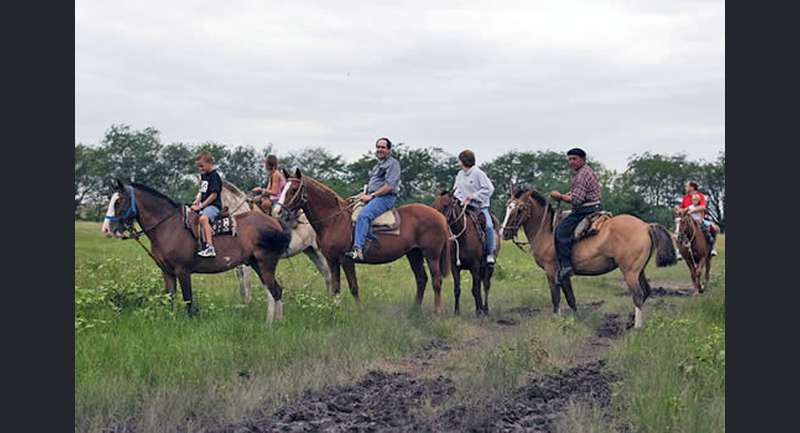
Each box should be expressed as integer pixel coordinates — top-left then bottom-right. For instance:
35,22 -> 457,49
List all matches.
298,176 -> 348,206
130,182 -> 180,208
222,180 -> 247,198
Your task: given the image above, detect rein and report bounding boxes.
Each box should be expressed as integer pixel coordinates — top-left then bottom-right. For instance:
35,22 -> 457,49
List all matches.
444,201 -> 469,266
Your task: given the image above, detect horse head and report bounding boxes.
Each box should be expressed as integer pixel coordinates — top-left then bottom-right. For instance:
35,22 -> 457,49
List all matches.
101,179 -> 138,237
275,168 -> 306,218
432,189 -> 462,222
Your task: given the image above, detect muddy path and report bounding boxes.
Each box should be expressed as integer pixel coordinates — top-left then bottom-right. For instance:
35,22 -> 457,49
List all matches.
213,307 -> 633,433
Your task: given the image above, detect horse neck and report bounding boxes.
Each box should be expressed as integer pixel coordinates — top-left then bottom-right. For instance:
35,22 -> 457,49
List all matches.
301,179 -> 349,234
523,198 -> 552,246
222,186 -> 249,215
134,190 -> 181,243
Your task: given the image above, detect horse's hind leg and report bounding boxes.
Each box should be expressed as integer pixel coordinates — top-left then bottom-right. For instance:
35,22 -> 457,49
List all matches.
452,262 -> 462,315
406,249 -> 428,307
234,265 -> 252,304
622,270 -> 646,328
425,254 -> 444,315
252,255 -> 284,324
481,265 -> 494,314
162,271 -> 176,311
547,274 -> 562,315
704,257 -> 712,291
696,257 -> 707,293
341,260 -> 361,305
470,267 -> 483,316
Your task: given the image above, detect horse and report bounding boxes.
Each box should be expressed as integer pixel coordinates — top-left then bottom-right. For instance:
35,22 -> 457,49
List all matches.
675,212 -> 715,294
275,169 -> 452,313
101,179 -> 291,324
220,180 -> 333,302
432,190 -> 501,316
499,187 -> 677,328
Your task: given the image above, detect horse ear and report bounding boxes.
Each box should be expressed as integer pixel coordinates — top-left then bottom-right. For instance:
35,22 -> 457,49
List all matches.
294,168 -> 302,179
282,168 -> 290,178
115,178 -> 125,191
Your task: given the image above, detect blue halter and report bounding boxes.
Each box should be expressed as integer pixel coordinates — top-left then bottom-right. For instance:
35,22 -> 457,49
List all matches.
104,186 -> 138,221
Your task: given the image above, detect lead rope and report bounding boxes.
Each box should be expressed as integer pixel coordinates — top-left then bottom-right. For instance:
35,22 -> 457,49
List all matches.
447,205 -> 469,266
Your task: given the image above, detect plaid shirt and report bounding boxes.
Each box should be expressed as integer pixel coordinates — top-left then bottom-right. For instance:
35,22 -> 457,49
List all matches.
570,163 -> 601,207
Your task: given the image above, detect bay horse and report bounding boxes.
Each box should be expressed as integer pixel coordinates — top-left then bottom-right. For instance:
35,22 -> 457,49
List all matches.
275,169 -> 452,313
101,179 -> 291,324
500,187 -> 677,328
220,180 -> 332,303
432,190 -> 501,316
675,212 -> 715,294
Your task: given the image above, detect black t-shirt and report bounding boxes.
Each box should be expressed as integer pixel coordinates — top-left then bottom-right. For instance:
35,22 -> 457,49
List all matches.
200,170 -> 223,209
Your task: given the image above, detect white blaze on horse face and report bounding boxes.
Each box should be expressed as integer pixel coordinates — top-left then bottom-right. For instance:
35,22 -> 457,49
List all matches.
101,193 -> 120,236
500,202 -> 515,233
275,181 -> 293,217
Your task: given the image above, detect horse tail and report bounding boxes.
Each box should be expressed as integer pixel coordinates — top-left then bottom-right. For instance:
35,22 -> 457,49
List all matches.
439,232 -> 452,278
258,215 -> 292,256
649,223 -> 678,267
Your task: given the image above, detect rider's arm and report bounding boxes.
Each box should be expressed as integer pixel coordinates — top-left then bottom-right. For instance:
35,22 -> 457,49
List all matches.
200,192 -> 218,209
474,171 -> 495,207
265,172 -> 283,197
372,159 -> 401,197
370,183 -> 394,197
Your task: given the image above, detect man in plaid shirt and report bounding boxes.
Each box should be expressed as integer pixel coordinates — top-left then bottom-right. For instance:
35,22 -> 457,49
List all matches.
549,148 -> 602,281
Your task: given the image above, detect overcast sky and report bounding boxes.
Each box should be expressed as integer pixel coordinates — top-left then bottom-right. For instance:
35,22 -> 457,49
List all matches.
75,0 -> 724,171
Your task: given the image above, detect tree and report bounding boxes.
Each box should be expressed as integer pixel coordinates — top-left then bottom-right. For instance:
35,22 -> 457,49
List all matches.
74,143 -> 107,218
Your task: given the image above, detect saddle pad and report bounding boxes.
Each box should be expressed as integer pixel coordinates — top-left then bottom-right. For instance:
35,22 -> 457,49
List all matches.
573,211 -> 613,240
183,206 -> 239,244
351,202 -> 400,229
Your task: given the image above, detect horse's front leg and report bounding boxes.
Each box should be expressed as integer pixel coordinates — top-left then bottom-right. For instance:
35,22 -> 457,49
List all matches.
177,272 -> 199,317
328,257 -> 342,296
470,267 -> 483,316
234,265 -> 252,304
162,271 -> 176,311
546,274 -> 562,315
341,260 -> 361,305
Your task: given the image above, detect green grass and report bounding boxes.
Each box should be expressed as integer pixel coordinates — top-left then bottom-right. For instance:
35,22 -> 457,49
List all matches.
75,221 -> 724,433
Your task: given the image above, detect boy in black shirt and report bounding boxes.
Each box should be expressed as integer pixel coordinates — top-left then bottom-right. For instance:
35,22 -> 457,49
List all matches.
192,152 -> 223,257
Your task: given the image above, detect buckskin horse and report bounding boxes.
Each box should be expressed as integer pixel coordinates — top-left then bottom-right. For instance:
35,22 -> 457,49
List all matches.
675,211 -> 716,294
275,169 -> 452,313
500,187 -> 677,328
101,179 -> 291,324
433,190 -> 501,316
220,180 -> 333,303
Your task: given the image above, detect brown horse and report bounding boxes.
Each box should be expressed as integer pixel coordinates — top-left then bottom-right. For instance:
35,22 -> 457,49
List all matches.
500,187 -> 677,328
101,179 -> 291,324
676,213 -> 715,294
275,169 -> 451,313
432,190 -> 501,316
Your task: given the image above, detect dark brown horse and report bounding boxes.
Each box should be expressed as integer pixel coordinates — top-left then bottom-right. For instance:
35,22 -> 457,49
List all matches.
101,179 -> 291,324
676,213 -> 715,294
500,187 -> 677,328
275,170 -> 451,313
432,190 -> 501,316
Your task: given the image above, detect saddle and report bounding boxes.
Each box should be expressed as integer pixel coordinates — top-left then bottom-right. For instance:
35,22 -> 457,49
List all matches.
183,206 -> 239,249
465,206 -> 488,245
555,209 -> 614,241
351,202 -> 401,236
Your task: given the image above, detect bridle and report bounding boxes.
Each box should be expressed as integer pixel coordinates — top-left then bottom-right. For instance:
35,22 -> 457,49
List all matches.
105,186 -> 178,240
677,213 -> 699,264
503,197 -> 533,252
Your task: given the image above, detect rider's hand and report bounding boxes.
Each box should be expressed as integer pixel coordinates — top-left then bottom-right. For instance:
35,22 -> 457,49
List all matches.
359,193 -> 373,203
464,195 -> 472,206
251,187 -> 262,193
549,190 -> 562,200
191,203 -> 201,212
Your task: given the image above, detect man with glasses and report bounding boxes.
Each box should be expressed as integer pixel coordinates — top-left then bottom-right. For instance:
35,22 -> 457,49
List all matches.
345,137 -> 402,261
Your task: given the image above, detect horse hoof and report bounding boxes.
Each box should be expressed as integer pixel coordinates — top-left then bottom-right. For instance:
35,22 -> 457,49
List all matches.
187,306 -> 200,317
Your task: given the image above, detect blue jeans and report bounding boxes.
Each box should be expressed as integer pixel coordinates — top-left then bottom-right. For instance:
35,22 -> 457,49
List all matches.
353,194 -> 397,250
481,207 -> 496,256
555,204 -> 601,268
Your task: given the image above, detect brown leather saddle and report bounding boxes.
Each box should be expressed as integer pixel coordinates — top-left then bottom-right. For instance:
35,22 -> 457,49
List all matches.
351,202 -> 401,236
554,209 -> 614,241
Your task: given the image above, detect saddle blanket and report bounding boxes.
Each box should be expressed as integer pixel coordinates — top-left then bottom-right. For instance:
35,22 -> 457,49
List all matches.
351,202 -> 401,235
556,210 -> 614,241
183,206 -> 239,249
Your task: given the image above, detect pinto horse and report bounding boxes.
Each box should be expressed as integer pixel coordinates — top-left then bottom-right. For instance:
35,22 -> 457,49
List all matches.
101,179 -> 291,324
432,190 -> 501,316
500,187 -> 677,328
220,180 -> 333,303
676,213 -> 715,294
275,169 -> 451,313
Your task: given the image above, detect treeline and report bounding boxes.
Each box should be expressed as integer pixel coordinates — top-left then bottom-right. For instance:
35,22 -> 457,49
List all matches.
76,124 -> 725,229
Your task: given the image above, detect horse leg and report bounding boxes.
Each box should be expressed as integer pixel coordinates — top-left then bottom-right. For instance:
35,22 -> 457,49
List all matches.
547,274 -> 562,315
560,276 -> 578,313
252,257 -> 283,324
177,272 -> 199,317
696,256 -> 707,294
452,263 -> 462,315
684,255 -> 701,295
234,265 -> 252,304
341,260 -> 361,305
470,267 -> 483,317
481,265 -> 493,314
622,270 -> 646,328
426,255 -> 444,315
162,271 -> 176,311
303,246 -> 333,294
406,249 -> 428,308
329,257 -> 342,296
704,256 -> 712,291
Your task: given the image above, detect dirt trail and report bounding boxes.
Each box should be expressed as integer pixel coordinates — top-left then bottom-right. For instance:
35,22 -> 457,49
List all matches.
212,304 -> 633,433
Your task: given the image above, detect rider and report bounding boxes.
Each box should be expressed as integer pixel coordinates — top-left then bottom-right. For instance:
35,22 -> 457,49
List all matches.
345,137 -> 402,261
674,181 -> 717,256
549,147 -> 602,282
192,151 -> 224,257
453,149 -> 497,264
251,154 -> 286,215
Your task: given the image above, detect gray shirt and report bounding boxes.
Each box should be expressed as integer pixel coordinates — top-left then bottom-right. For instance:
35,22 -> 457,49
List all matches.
366,155 -> 402,195
453,166 -> 495,208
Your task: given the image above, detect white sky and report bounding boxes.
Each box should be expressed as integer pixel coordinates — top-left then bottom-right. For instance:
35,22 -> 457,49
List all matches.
75,0 -> 724,171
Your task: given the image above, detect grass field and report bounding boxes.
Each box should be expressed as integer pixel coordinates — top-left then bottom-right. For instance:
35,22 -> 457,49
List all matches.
75,221 -> 725,433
